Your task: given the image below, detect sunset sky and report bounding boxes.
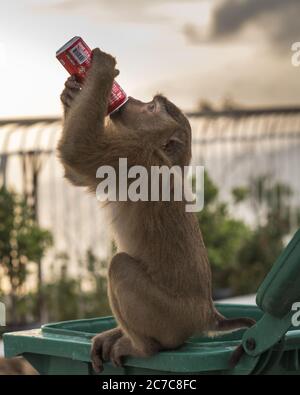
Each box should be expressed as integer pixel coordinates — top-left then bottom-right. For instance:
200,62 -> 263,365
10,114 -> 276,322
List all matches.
1,0 -> 300,118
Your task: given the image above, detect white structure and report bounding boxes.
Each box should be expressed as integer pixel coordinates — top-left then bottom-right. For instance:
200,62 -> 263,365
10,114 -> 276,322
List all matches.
0,109 -> 300,276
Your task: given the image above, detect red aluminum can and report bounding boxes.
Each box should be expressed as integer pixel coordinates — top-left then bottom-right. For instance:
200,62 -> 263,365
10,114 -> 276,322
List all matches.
56,36 -> 128,114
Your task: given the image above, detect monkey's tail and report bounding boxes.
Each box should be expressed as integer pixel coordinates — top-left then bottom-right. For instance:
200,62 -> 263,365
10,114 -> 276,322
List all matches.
215,315 -> 255,332
214,312 -> 256,368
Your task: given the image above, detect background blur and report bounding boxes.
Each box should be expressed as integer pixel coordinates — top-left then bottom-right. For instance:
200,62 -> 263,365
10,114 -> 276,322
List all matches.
2,0 -> 300,117
1,0 -> 300,331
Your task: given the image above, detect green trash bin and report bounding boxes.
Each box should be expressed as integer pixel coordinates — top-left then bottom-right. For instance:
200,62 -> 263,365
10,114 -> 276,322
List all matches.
4,229 -> 300,375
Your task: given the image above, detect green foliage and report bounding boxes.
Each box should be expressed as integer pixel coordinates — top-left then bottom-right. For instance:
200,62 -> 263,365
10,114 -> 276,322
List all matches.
232,186 -> 249,204
230,176 -> 295,294
0,186 -> 111,325
80,248 -> 111,318
197,173 -> 251,290
198,173 -> 299,296
0,187 -> 52,323
44,250 -> 111,322
1,171 -> 299,325
44,259 -> 81,322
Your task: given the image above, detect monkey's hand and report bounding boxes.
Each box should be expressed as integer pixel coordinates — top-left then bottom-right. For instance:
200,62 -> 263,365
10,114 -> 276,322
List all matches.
87,48 -> 120,85
60,75 -> 83,117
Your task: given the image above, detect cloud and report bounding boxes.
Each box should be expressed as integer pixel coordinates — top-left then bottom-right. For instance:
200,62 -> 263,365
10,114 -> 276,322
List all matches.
183,0 -> 300,51
37,0 -> 196,24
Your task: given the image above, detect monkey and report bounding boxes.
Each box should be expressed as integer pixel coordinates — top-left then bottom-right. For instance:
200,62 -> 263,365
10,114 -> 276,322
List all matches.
58,48 -> 255,373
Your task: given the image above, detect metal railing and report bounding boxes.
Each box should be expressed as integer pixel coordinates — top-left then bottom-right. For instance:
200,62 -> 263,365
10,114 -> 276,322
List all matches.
1,107 -> 300,272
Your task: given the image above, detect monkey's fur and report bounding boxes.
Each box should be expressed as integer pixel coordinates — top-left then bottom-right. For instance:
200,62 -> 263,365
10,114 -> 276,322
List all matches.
58,48 -> 255,372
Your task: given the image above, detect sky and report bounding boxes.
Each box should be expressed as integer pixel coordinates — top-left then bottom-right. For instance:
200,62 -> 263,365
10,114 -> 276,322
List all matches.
1,0 -> 300,118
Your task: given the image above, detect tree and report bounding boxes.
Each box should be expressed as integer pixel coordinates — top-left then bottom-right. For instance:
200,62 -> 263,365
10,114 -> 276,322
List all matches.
0,187 -> 52,324
197,172 -> 300,297
196,173 -> 251,295
230,176 -> 297,294
44,250 -> 111,322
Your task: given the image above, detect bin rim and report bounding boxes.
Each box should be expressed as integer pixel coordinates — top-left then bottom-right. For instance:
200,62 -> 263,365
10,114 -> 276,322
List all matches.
3,303 -> 264,374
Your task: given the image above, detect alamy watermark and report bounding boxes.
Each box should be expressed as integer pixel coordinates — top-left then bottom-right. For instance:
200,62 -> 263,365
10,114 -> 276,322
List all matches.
291,302 -> 300,327
95,159 -> 204,212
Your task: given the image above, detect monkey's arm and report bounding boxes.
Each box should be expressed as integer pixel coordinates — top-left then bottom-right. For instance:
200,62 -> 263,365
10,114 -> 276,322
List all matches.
57,48 -> 117,185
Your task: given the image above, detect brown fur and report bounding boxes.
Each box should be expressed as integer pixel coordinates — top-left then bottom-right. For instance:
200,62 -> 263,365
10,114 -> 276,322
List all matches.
58,48 -> 254,373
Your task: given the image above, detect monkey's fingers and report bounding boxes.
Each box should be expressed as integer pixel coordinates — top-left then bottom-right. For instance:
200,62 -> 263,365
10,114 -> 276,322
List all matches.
60,92 -> 68,106
92,48 -> 117,69
62,84 -> 81,99
92,47 -> 105,59
60,92 -> 75,108
66,87 -> 81,100
91,353 -> 104,374
65,78 -> 82,90
102,337 -> 118,362
109,343 -> 124,368
90,342 -> 104,373
110,351 -> 123,368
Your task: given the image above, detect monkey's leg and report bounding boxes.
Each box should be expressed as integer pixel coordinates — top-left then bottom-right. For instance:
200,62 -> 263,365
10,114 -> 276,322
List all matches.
105,252 -> 184,368
91,327 -> 123,373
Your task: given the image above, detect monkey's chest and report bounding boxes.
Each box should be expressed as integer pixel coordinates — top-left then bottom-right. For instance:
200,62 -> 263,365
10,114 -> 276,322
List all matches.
104,202 -> 143,255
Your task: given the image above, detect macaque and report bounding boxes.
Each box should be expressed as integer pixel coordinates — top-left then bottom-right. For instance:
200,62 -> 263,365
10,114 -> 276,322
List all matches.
58,48 -> 255,373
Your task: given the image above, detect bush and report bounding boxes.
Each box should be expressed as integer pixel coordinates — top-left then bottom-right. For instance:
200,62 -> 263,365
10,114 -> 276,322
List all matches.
0,187 -> 52,324
198,173 -> 299,295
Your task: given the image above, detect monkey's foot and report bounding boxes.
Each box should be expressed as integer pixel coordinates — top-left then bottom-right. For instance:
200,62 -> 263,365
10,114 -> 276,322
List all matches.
109,336 -> 133,368
91,328 -> 122,373
109,335 -> 161,368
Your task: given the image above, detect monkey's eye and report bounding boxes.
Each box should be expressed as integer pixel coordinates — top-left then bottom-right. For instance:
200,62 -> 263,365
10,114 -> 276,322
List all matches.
147,102 -> 156,112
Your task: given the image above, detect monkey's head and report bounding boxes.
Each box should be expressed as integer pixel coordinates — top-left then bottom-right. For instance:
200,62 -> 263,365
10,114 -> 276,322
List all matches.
111,95 -> 192,167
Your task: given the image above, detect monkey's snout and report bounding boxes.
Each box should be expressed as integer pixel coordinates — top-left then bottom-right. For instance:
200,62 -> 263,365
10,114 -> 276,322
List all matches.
110,97 -> 134,121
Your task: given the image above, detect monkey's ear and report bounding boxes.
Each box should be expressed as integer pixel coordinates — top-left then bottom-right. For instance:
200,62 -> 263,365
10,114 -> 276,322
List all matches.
163,130 -> 185,162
